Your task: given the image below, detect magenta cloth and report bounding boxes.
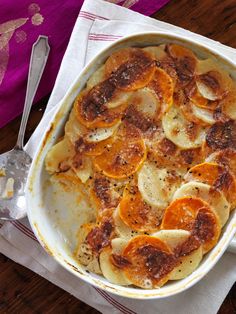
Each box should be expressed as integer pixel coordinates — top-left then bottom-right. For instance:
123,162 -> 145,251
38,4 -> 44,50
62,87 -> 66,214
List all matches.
0,0 -> 169,128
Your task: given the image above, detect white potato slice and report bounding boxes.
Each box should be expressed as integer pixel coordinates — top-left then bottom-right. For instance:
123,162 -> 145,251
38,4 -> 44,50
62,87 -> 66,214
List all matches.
138,161 -> 181,208
196,80 -> 218,101
173,181 -> 229,227
162,105 -> 206,149
113,207 -> 140,239
106,90 -> 133,109
76,224 -> 102,274
143,45 -> 167,60
206,149 -> 236,178
45,138 -> 74,174
99,247 -> 131,286
65,108 -> 86,144
169,246 -> 203,280
85,122 -> 120,143
86,64 -> 106,90
72,156 -> 92,183
196,58 -> 233,101
153,229 -> 190,251
130,87 -> 160,118
111,238 -> 128,254
153,229 -> 203,280
222,86 -> 236,120
191,104 -> 215,124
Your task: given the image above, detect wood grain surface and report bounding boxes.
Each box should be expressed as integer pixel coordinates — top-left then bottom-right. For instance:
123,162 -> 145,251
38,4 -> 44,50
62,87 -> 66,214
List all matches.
1,0 -> 236,313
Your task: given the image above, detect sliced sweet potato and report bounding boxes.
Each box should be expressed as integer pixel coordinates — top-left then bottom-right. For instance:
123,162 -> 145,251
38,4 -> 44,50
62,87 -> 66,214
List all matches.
161,197 -> 221,253
122,235 -> 176,288
94,122 -> 146,179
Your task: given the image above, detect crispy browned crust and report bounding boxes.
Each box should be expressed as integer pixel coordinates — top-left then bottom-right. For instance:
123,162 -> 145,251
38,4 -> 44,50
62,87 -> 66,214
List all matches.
206,120 -> 236,150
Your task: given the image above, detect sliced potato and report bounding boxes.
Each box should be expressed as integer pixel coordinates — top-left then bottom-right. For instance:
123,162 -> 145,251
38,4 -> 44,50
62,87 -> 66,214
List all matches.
122,235 -> 176,288
71,155 -> 92,183
161,197 -> 221,253
111,238 -> 128,254
206,149 -> 236,178
191,104 -> 215,124
222,85 -> 236,119
119,184 -> 162,232
45,137 -> 74,174
65,108 -> 86,144
85,122 -> 120,143
99,247 -> 131,285
153,229 -> 190,251
74,86 -> 127,129
75,137 -> 113,157
94,122 -> 146,179
167,44 -> 197,85
138,161 -> 181,208
76,223 -> 102,274
50,169 -> 83,190
169,246 -> 203,280
143,45 -> 167,60
148,68 -> 174,117
113,207 -> 140,239
167,44 -> 197,61
162,105 -> 206,149
105,47 -> 155,91
105,47 -> 139,76
106,90 -> 133,109
185,162 -> 236,208
86,65 -> 106,90
104,48 -> 155,89
90,174 -> 121,210
196,59 -> 233,101
153,229 -> 203,280
129,87 -> 161,119
173,181 -> 230,227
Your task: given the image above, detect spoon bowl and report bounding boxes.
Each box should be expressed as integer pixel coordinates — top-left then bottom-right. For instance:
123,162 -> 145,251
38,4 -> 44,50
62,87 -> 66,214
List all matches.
0,148 -> 31,219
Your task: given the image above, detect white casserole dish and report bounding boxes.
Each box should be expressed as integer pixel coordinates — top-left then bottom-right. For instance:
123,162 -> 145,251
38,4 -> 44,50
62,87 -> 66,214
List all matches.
26,32 -> 236,299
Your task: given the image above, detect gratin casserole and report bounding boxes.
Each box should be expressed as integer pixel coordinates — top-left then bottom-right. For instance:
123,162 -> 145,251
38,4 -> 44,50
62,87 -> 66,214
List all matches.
45,44 -> 236,289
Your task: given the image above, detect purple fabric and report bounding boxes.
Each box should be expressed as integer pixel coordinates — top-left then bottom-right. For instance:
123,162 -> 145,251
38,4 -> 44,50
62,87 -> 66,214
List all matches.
0,0 -> 169,128
119,0 -> 170,16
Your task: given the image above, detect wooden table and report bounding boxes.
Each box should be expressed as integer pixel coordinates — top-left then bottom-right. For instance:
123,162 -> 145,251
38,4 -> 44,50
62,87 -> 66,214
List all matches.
0,0 -> 236,312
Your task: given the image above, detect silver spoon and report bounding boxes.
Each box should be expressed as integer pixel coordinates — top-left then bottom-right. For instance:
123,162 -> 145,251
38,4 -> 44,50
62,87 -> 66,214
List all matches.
0,36 -> 50,220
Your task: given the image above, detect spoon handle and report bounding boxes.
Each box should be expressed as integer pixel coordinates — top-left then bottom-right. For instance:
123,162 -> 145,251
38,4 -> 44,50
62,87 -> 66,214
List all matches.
15,36 -> 50,149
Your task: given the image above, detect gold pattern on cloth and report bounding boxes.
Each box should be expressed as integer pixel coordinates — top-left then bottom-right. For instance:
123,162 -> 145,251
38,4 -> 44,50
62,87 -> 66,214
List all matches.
0,18 -> 28,85
31,13 -> 44,26
28,3 -> 41,15
122,0 -> 140,8
15,30 -> 27,43
0,3 -> 44,86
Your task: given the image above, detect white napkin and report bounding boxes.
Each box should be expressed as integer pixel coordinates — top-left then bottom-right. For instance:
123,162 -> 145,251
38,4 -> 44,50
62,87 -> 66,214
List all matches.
1,0 -> 236,313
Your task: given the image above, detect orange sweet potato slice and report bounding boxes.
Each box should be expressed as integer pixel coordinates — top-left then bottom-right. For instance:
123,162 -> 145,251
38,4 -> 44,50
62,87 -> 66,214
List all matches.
119,185 -> 162,232
161,197 -> 221,253
185,162 -> 236,208
105,47 -> 139,76
221,85 -> 236,120
148,67 -> 174,116
74,137 -> 113,156
166,44 -> 197,85
74,84 -> 127,129
189,86 -> 218,111
122,235 -> 176,288
94,122 -> 146,179
105,47 -> 156,91
207,148 -> 236,178
90,174 -> 121,210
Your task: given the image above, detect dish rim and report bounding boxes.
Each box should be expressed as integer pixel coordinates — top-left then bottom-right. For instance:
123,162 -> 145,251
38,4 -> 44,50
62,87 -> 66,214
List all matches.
26,31 -> 236,300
